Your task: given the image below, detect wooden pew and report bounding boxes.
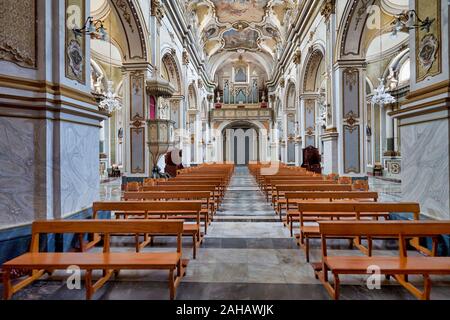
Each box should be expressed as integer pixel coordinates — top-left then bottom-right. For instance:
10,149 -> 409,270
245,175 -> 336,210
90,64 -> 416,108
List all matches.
157,180 -> 225,199
123,191 -> 214,232
296,202 -> 421,262
2,220 -> 186,300
283,191 -> 379,231
317,220 -> 450,300
93,201 -> 203,259
273,184 -> 353,211
141,185 -> 221,208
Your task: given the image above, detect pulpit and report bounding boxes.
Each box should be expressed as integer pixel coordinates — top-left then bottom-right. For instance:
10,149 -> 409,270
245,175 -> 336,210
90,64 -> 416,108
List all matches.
301,146 -> 322,174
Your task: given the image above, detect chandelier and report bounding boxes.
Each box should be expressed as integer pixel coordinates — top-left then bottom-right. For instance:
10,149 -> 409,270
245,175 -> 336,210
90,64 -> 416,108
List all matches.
372,78 -> 396,105
99,80 -> 122,113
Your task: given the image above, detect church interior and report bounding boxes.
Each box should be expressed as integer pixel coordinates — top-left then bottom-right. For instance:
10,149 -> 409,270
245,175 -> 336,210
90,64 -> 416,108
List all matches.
0,0 -> 450,302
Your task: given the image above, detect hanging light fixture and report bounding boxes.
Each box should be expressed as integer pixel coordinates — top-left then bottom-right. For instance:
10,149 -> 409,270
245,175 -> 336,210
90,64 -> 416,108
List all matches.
372,27 -> 396,106
73,16 -> 108,41
391,10 -> 435,37
99,19 -> 122,113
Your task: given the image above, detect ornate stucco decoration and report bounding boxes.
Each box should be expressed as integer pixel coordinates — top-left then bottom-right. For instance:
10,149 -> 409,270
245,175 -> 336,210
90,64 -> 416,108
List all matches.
418,34 -> 439,73
320,0 -> 335,21
0,0 -> 36,68
293,49 -> 302,65
182,50 -> 190,65
151,0 -> 165,22
343,111 -> 359,133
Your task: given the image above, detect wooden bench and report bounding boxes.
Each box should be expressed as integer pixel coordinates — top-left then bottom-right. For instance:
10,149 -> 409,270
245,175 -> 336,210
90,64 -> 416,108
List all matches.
316,220 -> 450,300
123,191 -> 214,232
283,191 -> 379,230
273,184 -> 353,210
141,185 -> 221,208
296,202 -> 420,262
93,201 -> 203,258
2,220 -> 186,300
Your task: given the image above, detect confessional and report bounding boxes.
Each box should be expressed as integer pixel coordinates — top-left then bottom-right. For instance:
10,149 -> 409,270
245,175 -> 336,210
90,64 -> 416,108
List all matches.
164,150 -> 184,177
301,146 -> 322,174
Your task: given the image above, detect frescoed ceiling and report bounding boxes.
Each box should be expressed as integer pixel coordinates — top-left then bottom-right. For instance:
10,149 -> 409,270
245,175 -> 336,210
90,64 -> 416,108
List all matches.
185,0 -> 300,67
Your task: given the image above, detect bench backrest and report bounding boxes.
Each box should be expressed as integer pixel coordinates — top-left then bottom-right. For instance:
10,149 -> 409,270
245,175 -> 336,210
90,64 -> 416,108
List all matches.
286,192 -> 378,201
93,201 -> 203,216
123,192 -> 211,201
276,185 -> 353,192
141,185 -> 216,192
298,202 -> 419,216
30,220 -> 183,253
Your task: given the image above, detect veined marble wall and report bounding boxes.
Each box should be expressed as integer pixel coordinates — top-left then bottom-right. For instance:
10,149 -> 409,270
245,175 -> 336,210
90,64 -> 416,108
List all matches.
0,117 -> 100,228
0,117 -> 48,228
401,119 -> 449,220
59,122 -> 100,218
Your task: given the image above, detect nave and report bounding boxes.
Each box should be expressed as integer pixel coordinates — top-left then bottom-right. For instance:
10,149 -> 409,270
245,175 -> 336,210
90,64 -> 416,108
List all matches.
5,167 -> 450,300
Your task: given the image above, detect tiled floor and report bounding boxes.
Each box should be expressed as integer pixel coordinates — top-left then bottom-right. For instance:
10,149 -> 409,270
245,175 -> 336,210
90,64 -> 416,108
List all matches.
5,168 -> 450,300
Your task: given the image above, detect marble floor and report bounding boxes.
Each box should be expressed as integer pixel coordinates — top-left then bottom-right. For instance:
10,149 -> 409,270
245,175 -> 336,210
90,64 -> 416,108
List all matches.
4,168 -> 450,300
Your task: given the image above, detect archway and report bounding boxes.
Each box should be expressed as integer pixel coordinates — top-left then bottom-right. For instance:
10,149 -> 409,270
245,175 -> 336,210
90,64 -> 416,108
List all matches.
222,121 -> 261,165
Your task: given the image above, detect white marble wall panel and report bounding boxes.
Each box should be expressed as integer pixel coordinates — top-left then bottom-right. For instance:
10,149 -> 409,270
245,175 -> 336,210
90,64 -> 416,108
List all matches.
59,122 -> 100,218
401,120 -> 450,220
0,117 -> 48,228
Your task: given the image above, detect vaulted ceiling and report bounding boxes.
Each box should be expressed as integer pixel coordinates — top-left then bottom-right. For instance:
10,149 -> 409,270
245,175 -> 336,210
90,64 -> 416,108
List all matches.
185,0 -> 300,74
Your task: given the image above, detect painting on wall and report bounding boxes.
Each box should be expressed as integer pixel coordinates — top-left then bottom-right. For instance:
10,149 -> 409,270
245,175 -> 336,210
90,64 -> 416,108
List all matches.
211,0 -> 269,24
65,0 -> 85,84
416,0 -> 441,82
223,28 -> 260,51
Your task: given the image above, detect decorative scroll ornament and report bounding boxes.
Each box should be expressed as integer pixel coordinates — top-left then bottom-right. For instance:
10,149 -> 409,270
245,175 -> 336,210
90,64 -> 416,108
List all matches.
67,40 -> 84,81
418,34 -> 439,72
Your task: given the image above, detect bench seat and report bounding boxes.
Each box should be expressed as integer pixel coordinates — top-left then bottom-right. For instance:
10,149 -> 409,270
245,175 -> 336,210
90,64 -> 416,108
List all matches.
324,256 -> 450,274
3,252 -> 182,270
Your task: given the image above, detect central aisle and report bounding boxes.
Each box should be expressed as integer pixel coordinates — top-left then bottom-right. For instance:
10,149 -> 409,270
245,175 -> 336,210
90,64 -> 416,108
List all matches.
179,166 -> 326,299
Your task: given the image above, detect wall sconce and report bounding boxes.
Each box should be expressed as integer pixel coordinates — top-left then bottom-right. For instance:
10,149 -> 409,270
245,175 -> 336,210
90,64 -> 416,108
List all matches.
391,10 -> 435,37
73,16 -> 108,41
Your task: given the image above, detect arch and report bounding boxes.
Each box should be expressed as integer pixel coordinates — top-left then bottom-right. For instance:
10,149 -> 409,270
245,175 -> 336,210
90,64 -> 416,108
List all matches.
301,44 -> 325,93
285,81 -> 297,110
187,83 -> 199,110
161,52 -> 183,95
108,0 -> 150,62
336,0 -> 376,60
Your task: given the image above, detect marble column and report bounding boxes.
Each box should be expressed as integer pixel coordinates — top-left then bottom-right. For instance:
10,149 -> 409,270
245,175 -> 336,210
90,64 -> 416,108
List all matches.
0,0 -> 107,235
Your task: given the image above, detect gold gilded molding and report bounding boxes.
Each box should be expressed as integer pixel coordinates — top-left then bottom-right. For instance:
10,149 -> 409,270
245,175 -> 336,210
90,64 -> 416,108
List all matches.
0,75 -> 98,106
404,80 -> 450,104
0,0 -> 37,68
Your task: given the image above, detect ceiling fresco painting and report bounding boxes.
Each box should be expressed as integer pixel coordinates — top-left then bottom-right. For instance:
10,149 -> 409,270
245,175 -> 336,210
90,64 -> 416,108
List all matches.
185,0 -> 299,66
223,28 -> 260,51
210,0 -> 270,24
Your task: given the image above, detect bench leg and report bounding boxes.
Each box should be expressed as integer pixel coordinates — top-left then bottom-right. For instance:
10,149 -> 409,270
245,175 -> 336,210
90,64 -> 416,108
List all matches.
192,235 -> 197,259
85,270 -> 94,300
423,274 -> 431,300
169,269 -> 175,300
305,238 -> 310,263
3,270 -> 12,300
333,273 -> 340,300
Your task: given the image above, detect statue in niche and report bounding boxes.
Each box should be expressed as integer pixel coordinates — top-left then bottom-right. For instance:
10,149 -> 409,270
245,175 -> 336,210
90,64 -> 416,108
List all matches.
387,67 -> 399,91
